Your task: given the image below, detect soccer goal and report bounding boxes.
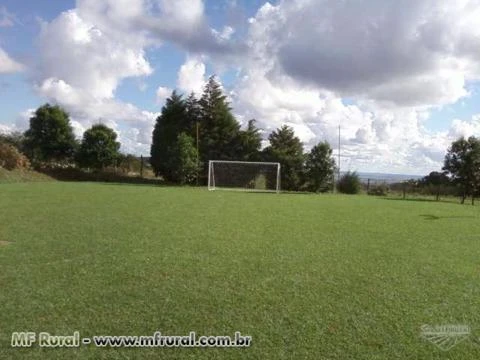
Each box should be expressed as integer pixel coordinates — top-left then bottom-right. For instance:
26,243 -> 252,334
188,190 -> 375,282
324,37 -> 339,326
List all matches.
208,160 -> 281,193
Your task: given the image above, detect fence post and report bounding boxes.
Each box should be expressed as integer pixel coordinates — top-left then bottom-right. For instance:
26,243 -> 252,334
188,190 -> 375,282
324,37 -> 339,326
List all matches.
402,182 -> 406,200
140,155 -> 144,178
367,178 -> 370,193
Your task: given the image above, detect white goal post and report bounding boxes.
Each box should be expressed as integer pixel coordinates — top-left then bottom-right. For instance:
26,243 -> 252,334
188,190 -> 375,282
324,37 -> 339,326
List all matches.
208,160 -> 281,193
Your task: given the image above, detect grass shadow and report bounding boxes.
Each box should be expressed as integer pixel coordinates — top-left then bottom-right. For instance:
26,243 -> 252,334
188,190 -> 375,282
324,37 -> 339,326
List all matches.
419,214 -> 475,221
36,167 -> 170,186
95,182 -> 203,189
380,197 -> 459,204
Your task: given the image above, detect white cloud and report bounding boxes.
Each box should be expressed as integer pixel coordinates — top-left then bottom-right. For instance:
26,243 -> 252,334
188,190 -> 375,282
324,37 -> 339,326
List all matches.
212,26 -> 235,41
0,47 -> 24,73
33,6 -> 157,154
0,108 -> 34,134
448,115 -> 480,139
0,6 -> 16,27
37,10 -> 152,100
177,57 -> 206,95
156,86 -> 172,104
158,0 -> 204,29
15,108 -> 35,130
0,123 -> 14,134
246,0 -> 480,108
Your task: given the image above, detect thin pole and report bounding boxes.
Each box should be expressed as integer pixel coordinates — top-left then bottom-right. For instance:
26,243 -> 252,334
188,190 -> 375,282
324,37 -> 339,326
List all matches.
140,155 -> 144,178
276,163 -> 281,193
207,160 -> 212,190
196,121 -> 199,186
338,125 -> 341,180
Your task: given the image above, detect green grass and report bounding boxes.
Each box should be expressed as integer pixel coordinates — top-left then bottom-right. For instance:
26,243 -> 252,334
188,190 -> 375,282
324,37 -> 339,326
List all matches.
1,182 -> 480,359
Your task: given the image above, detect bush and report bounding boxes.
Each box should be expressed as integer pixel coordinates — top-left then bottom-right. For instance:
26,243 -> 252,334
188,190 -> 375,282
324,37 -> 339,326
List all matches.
337,171 -> 361,194
0,143 -> 30,170
367,183 -> 389,196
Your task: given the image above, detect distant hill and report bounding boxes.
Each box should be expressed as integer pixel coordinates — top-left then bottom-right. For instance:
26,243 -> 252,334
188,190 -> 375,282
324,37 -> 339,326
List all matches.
344,172 -> 424,184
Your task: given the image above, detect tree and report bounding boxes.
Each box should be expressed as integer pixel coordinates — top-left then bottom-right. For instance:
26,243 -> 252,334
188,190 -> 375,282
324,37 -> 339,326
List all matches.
198,76 -> 241,177
236,119 -> 263,161
263,125 -> 304,191
185,92 -> 202,182
443,136 -> 480,204
421,171 -> 451,201
186,92 -> 202,135
76,124 -> 120,170
150,91 -> 189,179
337,171 -> 361,194
304,141 -> 336,192
169,133 -> 199,184
24,104 -> 77,165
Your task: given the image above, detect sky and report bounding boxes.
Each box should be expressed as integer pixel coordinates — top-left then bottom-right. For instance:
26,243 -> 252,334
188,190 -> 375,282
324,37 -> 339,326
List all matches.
1,0 -> 480,175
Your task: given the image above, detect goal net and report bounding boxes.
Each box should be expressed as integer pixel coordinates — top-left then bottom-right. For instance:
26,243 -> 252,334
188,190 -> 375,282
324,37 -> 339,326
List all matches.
208,160 -> 281,193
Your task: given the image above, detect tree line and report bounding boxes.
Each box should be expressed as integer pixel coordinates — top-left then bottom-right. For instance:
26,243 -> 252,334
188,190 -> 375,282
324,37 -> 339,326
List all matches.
3,74 -> 478,199
0,104 -> 129,172
0,76 -> 338,191
150,76 -> 336,191
408,136 -> 480,204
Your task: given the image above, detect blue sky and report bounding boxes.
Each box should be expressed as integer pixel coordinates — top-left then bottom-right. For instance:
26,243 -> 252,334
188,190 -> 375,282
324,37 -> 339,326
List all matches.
1,0 -> 480,175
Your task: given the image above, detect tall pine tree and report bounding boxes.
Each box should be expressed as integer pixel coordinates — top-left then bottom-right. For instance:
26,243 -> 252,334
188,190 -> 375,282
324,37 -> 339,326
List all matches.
186,92 -> 202,135
263,125 -> 305,191
236,119 -> 262,161
150,91 -> 189,179
198,76 -> 241,182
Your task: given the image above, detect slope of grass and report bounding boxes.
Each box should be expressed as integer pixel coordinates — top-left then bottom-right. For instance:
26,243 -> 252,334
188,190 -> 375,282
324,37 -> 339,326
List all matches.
1,182 -> 480,359
0,167 -> 54,183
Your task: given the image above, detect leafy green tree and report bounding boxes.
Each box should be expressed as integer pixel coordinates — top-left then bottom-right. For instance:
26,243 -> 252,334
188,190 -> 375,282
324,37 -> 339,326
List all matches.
198,76 -> 241,172
185,92 -> 201,178
150,91 -> 189,178
304,141 -> 336,192
186,92 -> 202,135
76,124 -> 120,170
263,125 -> 304,191
337,171 -> 361,194
235,119 -> 262,161
443,136 -> 480,204
24,104 -> 77,164
169,133 -> 199,184
421,171 -> 451,201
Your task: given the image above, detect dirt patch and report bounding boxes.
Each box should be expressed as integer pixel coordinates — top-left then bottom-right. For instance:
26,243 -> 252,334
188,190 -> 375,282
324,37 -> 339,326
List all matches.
0,241 -> 12,246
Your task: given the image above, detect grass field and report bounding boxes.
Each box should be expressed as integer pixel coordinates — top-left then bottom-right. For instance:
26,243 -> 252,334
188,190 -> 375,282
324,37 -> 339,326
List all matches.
1,182 -> 480,359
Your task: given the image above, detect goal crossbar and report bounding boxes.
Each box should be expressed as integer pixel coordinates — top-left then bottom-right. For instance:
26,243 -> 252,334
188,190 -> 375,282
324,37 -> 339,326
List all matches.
208,160 -> 281,193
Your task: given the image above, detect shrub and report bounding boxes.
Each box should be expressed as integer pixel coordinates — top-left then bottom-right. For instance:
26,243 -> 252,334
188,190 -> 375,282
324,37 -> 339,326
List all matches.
337,171 -> 361,194
0,131 -> 25,151
0,143 -> 30,170
367,183 -> 389,196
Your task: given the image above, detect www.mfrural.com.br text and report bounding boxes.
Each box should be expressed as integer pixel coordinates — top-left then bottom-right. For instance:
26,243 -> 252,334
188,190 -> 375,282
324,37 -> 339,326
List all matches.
11,331 -> 252,348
